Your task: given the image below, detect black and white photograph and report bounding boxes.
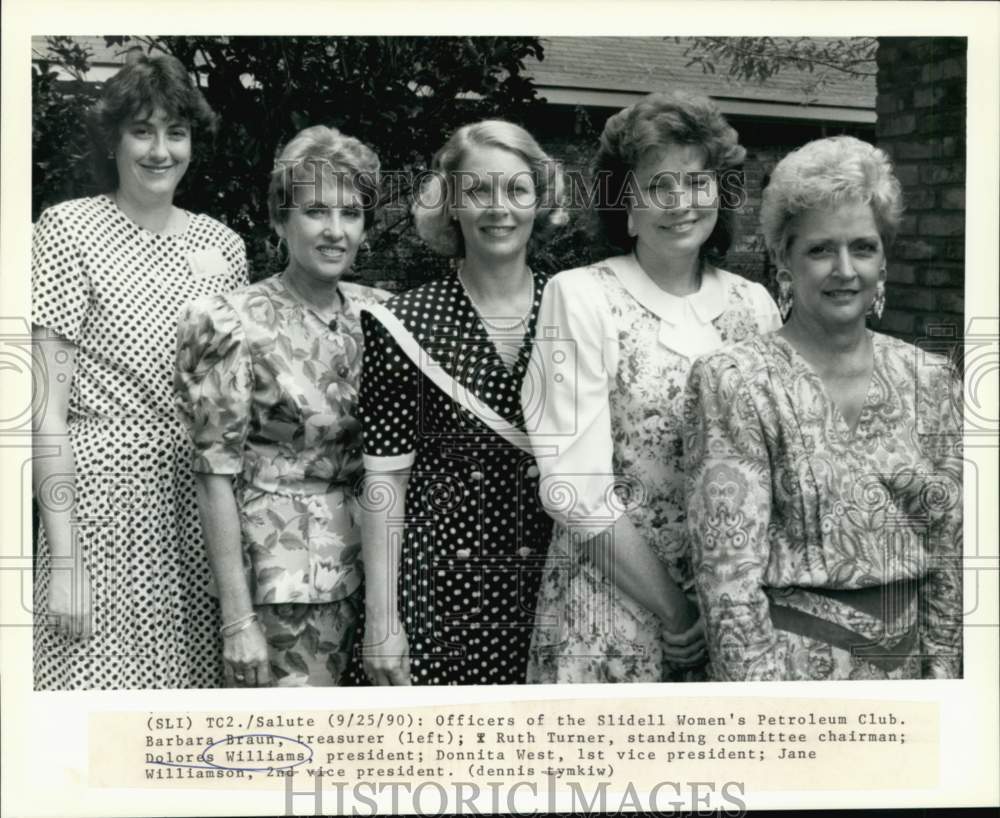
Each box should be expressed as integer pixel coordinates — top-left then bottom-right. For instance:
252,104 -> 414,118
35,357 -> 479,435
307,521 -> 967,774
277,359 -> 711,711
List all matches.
2,1 -> 998,816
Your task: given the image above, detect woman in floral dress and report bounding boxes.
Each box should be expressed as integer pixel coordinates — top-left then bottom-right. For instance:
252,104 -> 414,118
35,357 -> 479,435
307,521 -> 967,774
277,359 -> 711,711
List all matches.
524,92 -> 781,683
684,136 -> 962,680
175,126 -> 387,686
32,54 -> 248,689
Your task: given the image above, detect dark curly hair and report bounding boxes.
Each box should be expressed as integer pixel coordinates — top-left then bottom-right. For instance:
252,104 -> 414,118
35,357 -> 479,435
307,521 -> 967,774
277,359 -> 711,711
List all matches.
87,52 -> 219,191
592,91 -> 746,266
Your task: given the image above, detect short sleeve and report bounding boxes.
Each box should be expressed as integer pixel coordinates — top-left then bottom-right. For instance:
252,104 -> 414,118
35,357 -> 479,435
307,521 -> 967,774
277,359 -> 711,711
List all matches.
174,295 -> 253,474
31,206 -> 92,342
522,271 -> 621,530
360,309 -> 419,472
684,352 -> 783,681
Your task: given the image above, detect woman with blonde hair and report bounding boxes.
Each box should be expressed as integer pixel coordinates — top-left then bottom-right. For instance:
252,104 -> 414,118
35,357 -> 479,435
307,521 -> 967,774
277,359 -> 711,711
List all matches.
175,125 -> 388,686
685,135 -> 962,680
358,119 -> 566,685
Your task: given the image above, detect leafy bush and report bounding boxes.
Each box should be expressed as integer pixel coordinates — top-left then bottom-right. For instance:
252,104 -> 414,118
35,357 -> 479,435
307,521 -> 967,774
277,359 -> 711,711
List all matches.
33,35 -> 554,288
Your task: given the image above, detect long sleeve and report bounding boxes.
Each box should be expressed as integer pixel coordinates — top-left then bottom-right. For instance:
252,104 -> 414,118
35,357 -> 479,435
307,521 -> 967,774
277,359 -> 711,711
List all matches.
684,352 -> 784,680
522,271 -> 621,531
174,295 -> 253,475
916,357 -> 964,678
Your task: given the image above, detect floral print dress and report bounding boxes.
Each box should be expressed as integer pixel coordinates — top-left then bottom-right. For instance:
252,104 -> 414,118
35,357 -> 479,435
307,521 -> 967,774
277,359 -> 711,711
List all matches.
523,254 -> 781,683
175,275 -> 388,685
684,332 -> 963,680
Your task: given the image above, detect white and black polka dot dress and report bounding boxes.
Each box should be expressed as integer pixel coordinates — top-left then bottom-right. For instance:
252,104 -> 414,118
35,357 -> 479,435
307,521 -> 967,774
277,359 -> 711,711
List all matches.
32,195 -> 248,689
358,272 -> 553,685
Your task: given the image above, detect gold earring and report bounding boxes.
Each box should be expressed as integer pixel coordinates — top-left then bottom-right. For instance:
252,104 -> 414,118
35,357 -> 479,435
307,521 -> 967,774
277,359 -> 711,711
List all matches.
777,269 -> 793,321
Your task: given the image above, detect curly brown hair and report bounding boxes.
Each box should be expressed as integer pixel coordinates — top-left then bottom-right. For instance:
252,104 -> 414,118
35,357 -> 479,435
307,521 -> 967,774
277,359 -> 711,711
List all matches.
593,91 -> 746,265
87,53 -> 218,191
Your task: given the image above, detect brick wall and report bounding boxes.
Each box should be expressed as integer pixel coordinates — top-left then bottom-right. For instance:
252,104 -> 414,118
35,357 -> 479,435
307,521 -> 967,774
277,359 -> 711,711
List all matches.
875,37 -> 966,345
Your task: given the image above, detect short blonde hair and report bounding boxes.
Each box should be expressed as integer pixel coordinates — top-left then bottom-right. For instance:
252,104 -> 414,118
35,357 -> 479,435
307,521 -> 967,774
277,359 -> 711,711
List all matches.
412,119 -> 566,257
761,135 -> 903,266
267,125 -> 381,230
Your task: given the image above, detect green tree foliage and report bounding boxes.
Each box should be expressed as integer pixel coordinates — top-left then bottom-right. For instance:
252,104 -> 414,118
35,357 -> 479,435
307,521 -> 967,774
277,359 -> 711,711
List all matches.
32,37 -> 103,213
32,35 -> 550,287
679,37 -> 878,103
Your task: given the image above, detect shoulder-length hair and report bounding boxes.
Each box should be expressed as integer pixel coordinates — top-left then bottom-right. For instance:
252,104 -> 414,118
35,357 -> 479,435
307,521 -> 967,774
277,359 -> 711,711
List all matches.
593,91 -> 746,266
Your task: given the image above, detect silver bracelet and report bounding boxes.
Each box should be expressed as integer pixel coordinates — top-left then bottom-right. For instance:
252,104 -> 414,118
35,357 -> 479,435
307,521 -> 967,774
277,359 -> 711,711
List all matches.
220,612 -> 257,637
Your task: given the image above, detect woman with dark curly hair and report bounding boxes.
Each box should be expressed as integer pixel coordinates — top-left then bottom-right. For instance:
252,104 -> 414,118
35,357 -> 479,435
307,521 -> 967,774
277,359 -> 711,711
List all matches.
523,91 -> 781,683
174,125 -> 388,687
31,53 -> 248,689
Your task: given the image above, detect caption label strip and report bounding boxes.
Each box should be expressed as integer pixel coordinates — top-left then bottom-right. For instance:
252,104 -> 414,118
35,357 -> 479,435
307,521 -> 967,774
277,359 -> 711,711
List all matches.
91,697 -> 938,793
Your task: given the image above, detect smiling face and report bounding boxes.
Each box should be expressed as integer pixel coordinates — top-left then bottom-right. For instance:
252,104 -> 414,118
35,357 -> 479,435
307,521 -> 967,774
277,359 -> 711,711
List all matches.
783,202 -> 886,330
277,165 -> 366,286
628,143 -> 719,268
452,144 -> 537,267
114,107 -> 191,203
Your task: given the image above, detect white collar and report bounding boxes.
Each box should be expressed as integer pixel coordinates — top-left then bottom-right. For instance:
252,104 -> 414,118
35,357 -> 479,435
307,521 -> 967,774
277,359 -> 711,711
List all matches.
604,252 -> 728,325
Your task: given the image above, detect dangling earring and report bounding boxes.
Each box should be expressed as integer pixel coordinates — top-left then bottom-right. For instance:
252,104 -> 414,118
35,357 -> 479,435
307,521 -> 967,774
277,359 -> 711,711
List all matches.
870,274 -> 886,321
275,236 -> 289,265
776,269 -> 793,321
626,212 -> 637,238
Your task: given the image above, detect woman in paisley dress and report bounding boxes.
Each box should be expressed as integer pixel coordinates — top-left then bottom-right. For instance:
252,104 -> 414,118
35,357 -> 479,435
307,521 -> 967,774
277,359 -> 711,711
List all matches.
523,92 -> 781,683
175,126 -> 387,686
684,135 -> 963,680
32,54 -> 248,689
357,120 -> 565,685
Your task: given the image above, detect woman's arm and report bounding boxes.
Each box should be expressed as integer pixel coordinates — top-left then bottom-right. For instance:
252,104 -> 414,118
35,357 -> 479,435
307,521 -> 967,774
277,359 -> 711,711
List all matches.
684,354 -> 782,681
194,474 -> 270,687
359,467 -> 412,685
31,325 -> 91,639
525,273 -> 701,658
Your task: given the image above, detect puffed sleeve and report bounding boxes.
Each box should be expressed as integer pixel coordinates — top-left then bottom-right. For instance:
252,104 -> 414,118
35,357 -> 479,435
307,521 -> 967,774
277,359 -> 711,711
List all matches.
522,270 -> 621,531
174,295 -> 253,475
31,206 -> 91,342
684,352 -> 784,681
360,310 -> 419,472
916,356 -> 964,678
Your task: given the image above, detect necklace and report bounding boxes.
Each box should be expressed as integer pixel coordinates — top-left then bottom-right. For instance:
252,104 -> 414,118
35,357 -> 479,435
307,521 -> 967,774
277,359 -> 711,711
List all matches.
281,271 -> 344,326
457,263 -> 534,332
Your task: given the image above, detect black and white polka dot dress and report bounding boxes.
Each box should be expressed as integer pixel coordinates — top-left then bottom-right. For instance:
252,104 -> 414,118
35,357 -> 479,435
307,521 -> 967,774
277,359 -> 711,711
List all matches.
359,272 -> 553,685
32,195 -> 248,689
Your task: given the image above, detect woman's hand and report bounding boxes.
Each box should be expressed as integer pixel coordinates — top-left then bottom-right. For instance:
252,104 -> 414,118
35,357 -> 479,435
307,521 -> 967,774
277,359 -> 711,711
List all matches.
222,622 -> 272,687
660,610 -> 707,668
362,623 -> 411,686
47,564 -> 93,640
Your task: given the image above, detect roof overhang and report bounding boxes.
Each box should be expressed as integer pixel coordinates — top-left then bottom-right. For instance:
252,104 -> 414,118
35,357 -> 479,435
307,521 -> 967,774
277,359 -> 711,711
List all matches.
538,86 -> 876,124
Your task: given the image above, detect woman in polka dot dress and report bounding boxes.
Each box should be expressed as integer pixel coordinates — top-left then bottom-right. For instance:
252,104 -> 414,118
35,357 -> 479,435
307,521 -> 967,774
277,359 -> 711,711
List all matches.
357,121 -> 566,685
31,55 -> 248,689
